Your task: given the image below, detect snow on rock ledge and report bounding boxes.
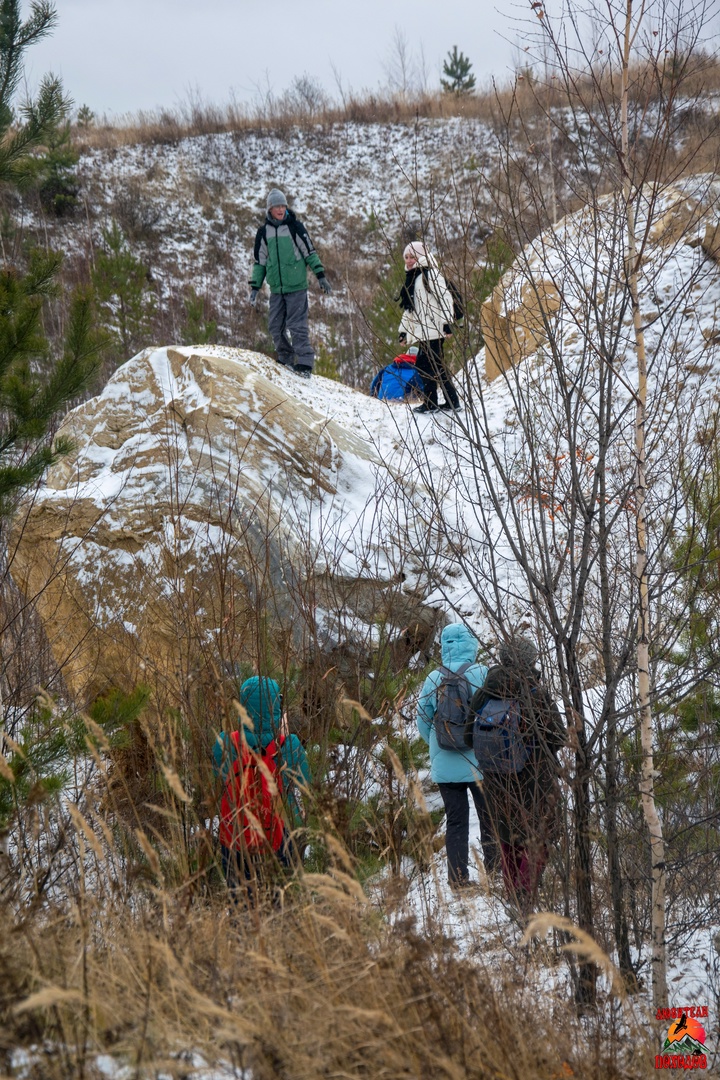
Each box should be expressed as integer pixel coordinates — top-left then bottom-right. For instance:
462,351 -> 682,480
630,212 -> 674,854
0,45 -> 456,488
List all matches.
11,346 -> 439,704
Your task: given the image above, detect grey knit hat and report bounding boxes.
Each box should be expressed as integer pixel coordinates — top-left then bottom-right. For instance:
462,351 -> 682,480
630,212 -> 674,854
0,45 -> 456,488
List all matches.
498,636 -> 538,670
266,188 -> 288,210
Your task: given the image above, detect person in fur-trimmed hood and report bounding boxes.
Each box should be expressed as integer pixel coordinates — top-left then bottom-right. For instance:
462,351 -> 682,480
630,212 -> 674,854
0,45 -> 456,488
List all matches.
248,189 -> 332,378
397,241 -> 461,414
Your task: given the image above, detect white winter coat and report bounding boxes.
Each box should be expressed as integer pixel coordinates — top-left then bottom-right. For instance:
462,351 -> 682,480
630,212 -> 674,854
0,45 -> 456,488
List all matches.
398,253 -> 455,343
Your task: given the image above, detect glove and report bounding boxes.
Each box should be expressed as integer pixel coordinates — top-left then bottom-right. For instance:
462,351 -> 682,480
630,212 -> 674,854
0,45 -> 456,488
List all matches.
249,288 -> 259,308
398,332 -> 407,345
318,276 -> 332,295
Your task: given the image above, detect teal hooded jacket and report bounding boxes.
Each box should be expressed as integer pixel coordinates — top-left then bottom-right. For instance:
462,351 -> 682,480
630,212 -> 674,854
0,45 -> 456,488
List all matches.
416,624 -> 488,784
213,676 -> 311,827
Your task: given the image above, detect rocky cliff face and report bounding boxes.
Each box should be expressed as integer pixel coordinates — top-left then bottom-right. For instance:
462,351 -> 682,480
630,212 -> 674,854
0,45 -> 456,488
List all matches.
11,346 -> 439,705
480,182 -> 719,381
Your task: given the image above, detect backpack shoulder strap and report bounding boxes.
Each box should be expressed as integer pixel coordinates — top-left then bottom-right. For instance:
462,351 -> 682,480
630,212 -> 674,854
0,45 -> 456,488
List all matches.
261,733 -> 287,761
262,735 -> 286,794
254,224 -> 267,261
286,216 -> 313,250
226,729 -> 244,774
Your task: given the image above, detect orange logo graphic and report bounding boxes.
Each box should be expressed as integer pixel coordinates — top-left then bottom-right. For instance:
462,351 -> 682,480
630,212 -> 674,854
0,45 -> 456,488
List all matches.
655,1006 -> 708,1070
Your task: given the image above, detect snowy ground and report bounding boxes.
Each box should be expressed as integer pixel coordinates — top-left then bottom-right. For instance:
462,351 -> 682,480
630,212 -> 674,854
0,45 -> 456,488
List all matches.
10,1050 -> 251,1080
47,117 -> 495,348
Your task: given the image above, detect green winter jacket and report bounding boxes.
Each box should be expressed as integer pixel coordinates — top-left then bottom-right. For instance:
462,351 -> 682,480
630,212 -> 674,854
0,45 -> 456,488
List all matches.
249,208 -> 325,295
212,676 -> 311,827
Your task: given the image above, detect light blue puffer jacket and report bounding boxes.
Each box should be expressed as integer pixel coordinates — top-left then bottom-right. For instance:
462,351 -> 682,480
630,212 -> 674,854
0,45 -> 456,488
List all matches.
416,624 -> 488,784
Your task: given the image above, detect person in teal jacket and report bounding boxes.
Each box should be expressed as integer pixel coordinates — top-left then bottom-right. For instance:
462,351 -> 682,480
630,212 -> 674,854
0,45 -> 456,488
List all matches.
213,676 -> 311,893
416,623 -> 497,887
248,189 -> 332,378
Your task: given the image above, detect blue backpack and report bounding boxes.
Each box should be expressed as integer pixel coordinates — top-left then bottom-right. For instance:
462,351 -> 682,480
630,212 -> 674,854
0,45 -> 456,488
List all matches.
472,697 -> 531,774
370,356 -> 424,401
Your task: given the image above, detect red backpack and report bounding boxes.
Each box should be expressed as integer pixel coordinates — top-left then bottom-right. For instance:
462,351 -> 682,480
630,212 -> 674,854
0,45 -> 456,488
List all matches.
219,731 -> 286,853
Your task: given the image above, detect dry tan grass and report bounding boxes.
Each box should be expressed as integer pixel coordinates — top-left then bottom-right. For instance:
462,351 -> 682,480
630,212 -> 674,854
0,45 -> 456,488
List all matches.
73,50 -> 720,153
0,864 -> 659,1080
0,690 -> 658,1078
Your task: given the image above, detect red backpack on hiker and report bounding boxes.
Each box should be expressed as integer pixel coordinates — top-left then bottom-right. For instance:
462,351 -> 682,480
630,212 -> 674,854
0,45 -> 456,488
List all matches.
219,731 -> 287,853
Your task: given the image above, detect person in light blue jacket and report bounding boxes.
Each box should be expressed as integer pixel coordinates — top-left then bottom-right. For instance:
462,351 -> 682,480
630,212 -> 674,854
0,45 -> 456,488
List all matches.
416,623 -> 498,887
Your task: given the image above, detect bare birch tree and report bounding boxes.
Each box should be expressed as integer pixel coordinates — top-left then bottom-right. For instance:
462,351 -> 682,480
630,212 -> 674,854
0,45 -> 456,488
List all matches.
387,0 -> 720,1007
619,0 -> 668,1010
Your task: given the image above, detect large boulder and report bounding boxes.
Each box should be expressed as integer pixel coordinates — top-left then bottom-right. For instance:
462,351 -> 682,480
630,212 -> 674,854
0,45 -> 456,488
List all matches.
481,278 -> 561,381
10,347 -> 439,706
480,182 -> 716,382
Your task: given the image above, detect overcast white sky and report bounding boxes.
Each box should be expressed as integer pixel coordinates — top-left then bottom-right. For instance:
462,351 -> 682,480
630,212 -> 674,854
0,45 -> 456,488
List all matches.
27,0 -> 528,117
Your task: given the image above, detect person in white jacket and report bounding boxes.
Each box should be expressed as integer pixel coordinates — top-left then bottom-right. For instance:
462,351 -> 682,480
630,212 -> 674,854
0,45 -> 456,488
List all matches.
397,241 -> 461,414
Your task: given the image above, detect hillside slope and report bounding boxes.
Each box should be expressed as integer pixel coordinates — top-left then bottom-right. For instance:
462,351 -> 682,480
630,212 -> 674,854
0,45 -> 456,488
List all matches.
16,165 -> 720,699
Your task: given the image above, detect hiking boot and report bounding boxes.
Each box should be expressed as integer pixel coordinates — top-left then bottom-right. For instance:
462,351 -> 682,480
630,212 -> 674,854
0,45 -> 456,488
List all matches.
438,401 -> 462,412
449,877 -> 478,892
413,403 -> 438,414
293,365 -> 312,379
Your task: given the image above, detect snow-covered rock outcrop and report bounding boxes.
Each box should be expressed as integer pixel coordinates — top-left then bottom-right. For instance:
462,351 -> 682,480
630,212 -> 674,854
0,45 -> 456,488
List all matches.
11,347 -> 440,703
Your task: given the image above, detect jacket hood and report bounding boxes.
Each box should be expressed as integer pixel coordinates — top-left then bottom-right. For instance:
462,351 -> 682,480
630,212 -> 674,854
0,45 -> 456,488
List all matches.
440,623 -> 479,666
403,241 -> 438,270
238,676 -> 282,743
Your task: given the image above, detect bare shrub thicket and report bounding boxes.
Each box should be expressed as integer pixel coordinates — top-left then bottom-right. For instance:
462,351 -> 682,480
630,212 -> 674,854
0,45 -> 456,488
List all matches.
384,0 -> 720,1013
9,26 -> 720,400
0,378 -> 666,1074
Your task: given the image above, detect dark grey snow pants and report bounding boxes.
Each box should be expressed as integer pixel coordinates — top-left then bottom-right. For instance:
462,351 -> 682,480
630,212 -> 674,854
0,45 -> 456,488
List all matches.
438,781 -> 500,883
268,290 -> 315,370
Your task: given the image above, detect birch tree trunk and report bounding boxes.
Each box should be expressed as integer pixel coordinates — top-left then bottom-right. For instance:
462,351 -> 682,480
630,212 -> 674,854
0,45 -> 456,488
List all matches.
621,0 -> 668,1009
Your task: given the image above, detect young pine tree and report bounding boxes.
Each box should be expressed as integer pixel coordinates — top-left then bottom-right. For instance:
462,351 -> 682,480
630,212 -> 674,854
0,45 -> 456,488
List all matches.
440,46 -> 476,96
0,263 -> 103,519
0,1 -> 66,185
180,286 -> 217,346
0,2 -> 104,745
93,221 -> 156,361
0,1 -> 103,522
34,121 -> 79,216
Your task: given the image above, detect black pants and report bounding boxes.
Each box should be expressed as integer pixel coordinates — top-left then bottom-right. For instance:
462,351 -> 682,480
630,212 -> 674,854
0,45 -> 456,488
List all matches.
438,781 -> 500,883
416,338 -> 459,408
221,837 -> 295,905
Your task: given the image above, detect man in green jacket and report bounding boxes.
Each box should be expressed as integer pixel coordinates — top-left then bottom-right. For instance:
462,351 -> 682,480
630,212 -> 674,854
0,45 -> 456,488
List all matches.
249,189 -> 332,378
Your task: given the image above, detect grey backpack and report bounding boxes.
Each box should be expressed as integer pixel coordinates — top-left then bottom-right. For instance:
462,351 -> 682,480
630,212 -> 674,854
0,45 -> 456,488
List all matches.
433,663 -> 474,750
